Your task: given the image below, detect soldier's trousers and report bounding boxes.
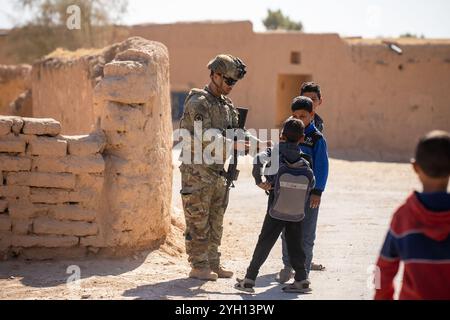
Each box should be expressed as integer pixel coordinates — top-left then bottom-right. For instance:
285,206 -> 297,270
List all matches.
180,164 -> 228,269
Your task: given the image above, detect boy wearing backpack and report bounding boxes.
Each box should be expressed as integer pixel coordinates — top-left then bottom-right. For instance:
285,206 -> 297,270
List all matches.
235,118 -> 315,293
278,96 -> 329,283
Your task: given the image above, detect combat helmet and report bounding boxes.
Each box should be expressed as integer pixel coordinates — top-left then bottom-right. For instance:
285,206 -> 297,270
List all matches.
207,54 -> 247,83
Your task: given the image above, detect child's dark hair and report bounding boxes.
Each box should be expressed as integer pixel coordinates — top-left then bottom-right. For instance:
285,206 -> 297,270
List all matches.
415,130 -> 450,178
282,118 -> 305,143
300,82 -> 321,99
291,96 -> 313,113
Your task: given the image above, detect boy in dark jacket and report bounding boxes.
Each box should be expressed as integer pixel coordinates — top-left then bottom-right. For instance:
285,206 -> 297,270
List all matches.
279,96 -> 329,283
300,82 -> 324,133
235,118 -> 315,293
374,130 -> 450,300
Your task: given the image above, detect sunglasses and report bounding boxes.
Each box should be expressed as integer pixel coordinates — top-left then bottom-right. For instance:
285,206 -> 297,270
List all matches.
222,75 -> 238,86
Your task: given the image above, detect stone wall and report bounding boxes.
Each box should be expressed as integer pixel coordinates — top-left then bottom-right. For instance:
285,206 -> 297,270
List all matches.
0,37 -> 173,259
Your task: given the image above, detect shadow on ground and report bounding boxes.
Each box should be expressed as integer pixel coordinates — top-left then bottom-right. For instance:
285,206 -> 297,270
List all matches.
123,273 -> 307,300
0,252 -> 149,289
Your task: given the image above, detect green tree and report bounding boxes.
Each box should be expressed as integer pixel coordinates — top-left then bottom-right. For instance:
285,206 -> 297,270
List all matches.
8,0 -> 128,63
399,32 -> 425,39
262,9 -> 303,31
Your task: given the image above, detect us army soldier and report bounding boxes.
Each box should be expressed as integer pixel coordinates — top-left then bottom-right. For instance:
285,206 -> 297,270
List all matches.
179,54 -> 261,281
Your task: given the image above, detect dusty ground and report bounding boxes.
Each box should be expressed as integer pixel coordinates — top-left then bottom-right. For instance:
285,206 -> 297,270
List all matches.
0,151 -> 424,300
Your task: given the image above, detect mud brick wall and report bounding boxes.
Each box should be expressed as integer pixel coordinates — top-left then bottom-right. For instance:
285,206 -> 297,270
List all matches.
0,64 -> 32,116
93,37 -> 173,255
0,116 -> 106,259
31,56 -> 101,135
0,37 -> 173,260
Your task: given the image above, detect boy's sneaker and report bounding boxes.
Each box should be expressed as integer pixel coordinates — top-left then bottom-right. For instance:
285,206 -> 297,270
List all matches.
276,267 -> 294,284
282,279 -> 312,293
234,277 -> 256,293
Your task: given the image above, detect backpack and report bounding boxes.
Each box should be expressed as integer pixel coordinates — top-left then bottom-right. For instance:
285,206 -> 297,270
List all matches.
268,156 -> 314,222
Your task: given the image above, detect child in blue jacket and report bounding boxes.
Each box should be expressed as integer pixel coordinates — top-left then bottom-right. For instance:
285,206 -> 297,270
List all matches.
279,96 -> 329,283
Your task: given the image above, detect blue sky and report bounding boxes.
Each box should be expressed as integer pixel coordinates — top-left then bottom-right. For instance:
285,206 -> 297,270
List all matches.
1,0 -> 449,38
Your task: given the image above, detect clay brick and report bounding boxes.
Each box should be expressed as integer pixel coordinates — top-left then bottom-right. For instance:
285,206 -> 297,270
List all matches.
7,172 -> 76,189
9,117 -> 24,134
28,137 -> 67,156
0,186 -> 30,199
76,174 -> 104,191
1,116 -> 24,134
0,215 -> 11,231
68,189 -> 98,203
95,66 -> 155,104
22,118 -> 61,136
8,201 -> 44,220
32,155 -> 104,174
0,155 -> 32,171
33,217 -> 98,236
0,118 -> 13,135
11,235 -> 78,247
0,199 -> 8,212
30,188 -> 70,204
64,132 -> 106,156
50,205 -> 96,222
0,135 -> 26,153
104,60 -> 147,77
18,134 -> 36,144
80,235 -> 106,247
12,219 -> 31,235
0,231 -> 12,249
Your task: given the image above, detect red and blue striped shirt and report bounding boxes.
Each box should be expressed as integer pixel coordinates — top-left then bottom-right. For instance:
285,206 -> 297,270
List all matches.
374,192 -> 450,300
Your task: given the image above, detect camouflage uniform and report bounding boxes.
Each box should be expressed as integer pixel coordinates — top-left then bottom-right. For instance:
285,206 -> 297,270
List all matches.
180,86 -> 239,269
179,54 -> 253,270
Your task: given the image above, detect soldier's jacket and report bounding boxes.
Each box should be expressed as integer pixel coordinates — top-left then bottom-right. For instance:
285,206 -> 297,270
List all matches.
179,86 -> 257,173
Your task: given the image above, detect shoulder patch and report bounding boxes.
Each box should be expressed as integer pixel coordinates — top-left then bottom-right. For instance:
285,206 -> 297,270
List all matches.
186,88 -> 207,104
185,90 -> 210,111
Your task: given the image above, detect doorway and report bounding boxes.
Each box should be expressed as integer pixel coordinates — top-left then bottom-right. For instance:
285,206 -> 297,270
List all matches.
276,74 -> 312,127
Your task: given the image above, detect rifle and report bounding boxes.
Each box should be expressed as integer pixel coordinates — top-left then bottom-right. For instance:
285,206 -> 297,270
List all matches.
223,107 -> 248,206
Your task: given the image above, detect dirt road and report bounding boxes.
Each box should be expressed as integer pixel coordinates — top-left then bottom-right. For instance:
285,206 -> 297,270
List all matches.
0,153 -> 422,300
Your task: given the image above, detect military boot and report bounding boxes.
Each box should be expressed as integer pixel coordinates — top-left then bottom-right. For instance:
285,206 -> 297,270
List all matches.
211,265 -> 234,278
189,268 -> 218,281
